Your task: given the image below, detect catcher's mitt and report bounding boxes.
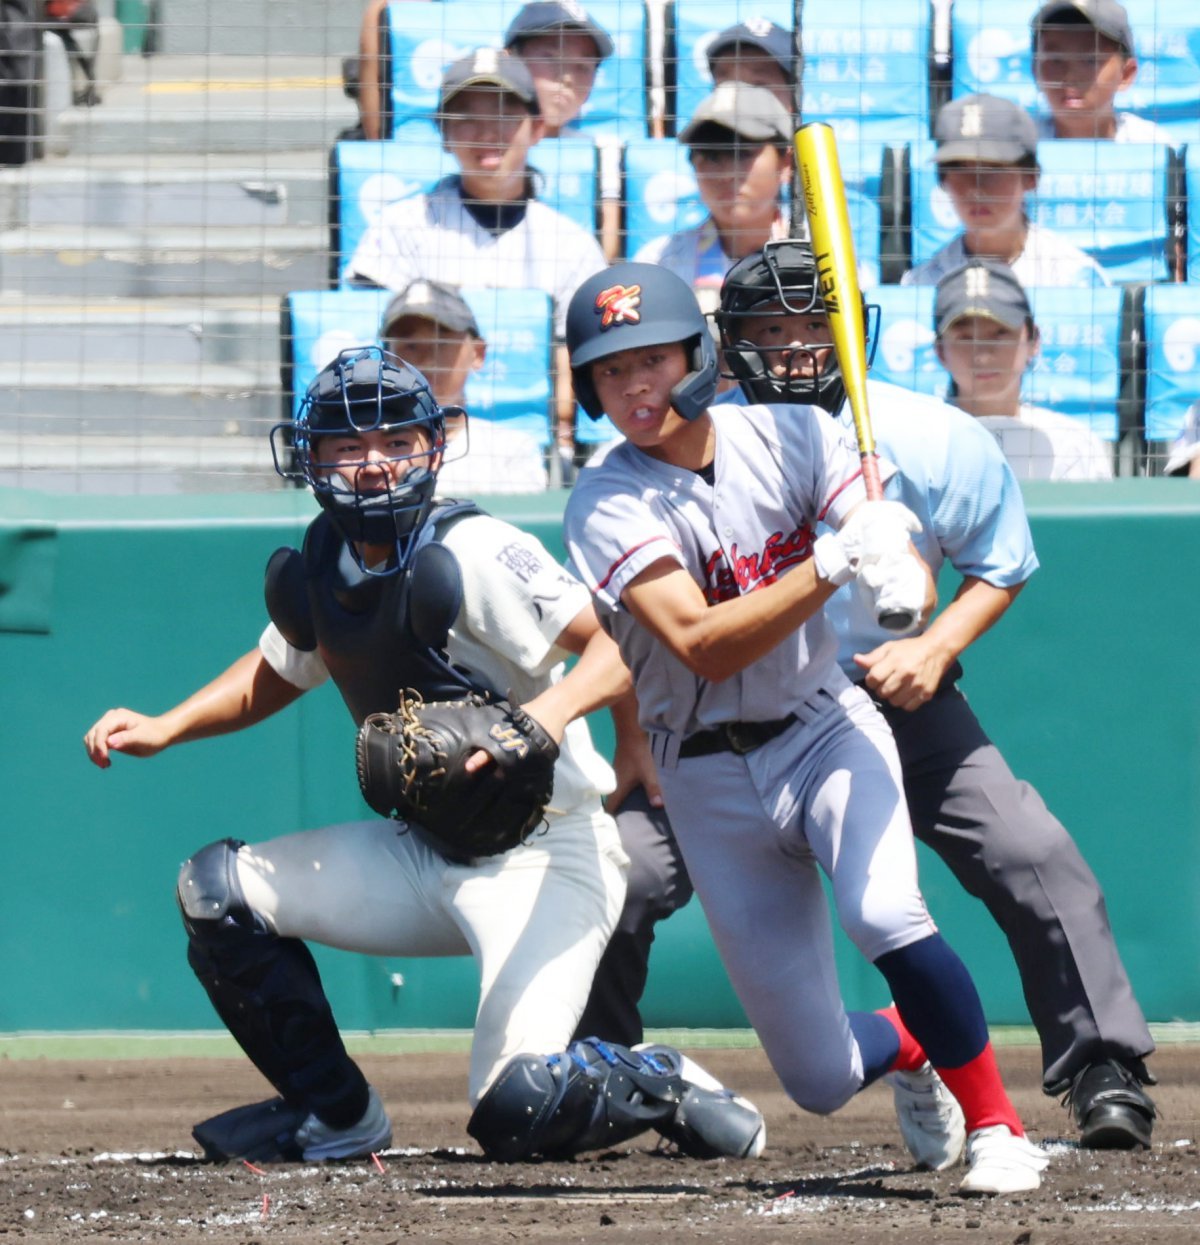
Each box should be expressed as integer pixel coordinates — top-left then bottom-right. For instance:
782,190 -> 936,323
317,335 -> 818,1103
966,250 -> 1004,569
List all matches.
356,691 -> 559,860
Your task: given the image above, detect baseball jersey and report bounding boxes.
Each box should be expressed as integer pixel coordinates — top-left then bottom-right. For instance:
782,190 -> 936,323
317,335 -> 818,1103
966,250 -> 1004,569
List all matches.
436,418 -> 548,496
347,176 -> 607,338
977,404 -> 1114,481
902,222 -> 1111,288
259,513 -> 614,813
564,401 -> 866,739
823,379 -> 1039,674
1034,110 -> 1175,144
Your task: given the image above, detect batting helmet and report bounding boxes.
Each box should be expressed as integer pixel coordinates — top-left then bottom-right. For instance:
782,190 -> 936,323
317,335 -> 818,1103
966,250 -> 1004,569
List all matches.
566,263 -> 719,422
271,346 -> 447,569
716,240 -> 876,413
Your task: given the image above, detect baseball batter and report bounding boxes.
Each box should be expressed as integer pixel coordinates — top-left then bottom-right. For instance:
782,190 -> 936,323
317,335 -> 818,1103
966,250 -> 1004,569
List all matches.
82,347 -> 764,1166
716,240 -> 1156,1148
562,263 -> 1049,1196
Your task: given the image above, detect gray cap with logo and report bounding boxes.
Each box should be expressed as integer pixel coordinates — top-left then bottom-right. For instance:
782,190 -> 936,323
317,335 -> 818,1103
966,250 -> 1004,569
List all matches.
1032,0 -> 1135,57
380,280 -> 482,339
706,19 -> 795,81
934,259 -> 1034,334
934,93 -> 1040,167
679,80 -> 794,146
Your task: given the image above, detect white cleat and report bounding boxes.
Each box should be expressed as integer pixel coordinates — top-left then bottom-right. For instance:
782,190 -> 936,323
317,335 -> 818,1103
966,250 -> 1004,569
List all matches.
294,1086 -> 392,1161
886,1062 -> 966,1171
958,1125 -> 1049,1196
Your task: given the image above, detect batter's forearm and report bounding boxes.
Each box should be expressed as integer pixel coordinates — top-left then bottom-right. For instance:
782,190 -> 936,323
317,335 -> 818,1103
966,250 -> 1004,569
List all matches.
628,562 -> 838,683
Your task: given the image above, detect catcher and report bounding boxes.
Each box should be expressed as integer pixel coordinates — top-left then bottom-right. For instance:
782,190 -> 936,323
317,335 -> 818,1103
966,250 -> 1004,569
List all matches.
82,347 -> 765,1165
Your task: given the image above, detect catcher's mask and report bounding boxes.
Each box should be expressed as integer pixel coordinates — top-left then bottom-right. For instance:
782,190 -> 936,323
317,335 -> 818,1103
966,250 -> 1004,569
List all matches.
566,262 -> 719,422
271,346 -> 450,574
716,239 -> 879,413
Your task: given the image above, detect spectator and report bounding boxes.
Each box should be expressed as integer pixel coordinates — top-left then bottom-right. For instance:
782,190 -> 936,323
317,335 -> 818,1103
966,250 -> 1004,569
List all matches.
634,82 -> 792,308
705,18 -> 795,113
902,93 -> 1111,288
1163,401 -> 1200,478
504,0 -> 624,261
1031,0 -> 1173,143
934,258 -> 1113,480
504,0 -> 612,138
347,47 -> 608,466
378,279 -> 548,494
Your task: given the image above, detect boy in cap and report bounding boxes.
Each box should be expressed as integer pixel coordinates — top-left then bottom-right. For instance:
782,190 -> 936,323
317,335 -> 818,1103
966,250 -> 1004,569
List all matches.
348,47 -> 607,464
504,0 -> 613,138
933,258 -> 1114,480
379,280 -> 548,494
902,92 -> 1110,288
504,1 -> 625,260
705,18 -> 795,112
634,81 -> 793,305
1032,0 -> 1172,143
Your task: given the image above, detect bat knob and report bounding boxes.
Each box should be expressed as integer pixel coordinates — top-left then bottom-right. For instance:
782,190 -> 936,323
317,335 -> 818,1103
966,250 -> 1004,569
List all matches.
878,609 -> 917,634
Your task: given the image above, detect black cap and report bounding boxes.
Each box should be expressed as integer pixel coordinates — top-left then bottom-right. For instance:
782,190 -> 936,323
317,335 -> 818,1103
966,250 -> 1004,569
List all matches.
380,280 -> 482,339
934,93 -> 1039,167
934,259 -> 1033,334
706,19 -> 794,81
504,1 -> 615,61
438,48 -> 540,122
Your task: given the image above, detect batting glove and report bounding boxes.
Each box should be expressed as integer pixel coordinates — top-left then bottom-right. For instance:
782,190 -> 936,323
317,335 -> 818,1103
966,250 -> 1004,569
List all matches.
857,551 -> 926,635
812,501 -> 922,587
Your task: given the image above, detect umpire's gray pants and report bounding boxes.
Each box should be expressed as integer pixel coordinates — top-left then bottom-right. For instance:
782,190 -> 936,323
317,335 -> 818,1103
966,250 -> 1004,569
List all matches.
876,677 -> 1154,1092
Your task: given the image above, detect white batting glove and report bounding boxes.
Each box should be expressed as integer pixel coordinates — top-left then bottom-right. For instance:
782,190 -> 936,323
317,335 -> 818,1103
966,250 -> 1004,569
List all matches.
812,501 -> 923,587
857,552 -> 926,635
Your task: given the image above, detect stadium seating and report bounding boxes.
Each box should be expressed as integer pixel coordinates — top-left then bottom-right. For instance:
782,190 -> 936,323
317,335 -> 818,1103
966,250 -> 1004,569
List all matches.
798,0 -> 937,142
949,0 -> 1200,146
328,131 -> 599,286
281,286 -> 555,446
1188,144 -> 1200,280
1142,283 -> 1200,446
907,139 -> 1180,283
620,135 -> 706,258
380,0 -> 652,139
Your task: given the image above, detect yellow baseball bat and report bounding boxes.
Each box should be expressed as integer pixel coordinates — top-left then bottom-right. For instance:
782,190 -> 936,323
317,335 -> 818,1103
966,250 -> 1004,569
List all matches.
795,121 -> 915,631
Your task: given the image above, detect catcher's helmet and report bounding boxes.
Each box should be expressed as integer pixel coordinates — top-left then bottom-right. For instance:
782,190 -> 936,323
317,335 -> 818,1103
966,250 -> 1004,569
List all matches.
271,346 -> 448,570
566,263 -> 719,422
716,240 -> 876,413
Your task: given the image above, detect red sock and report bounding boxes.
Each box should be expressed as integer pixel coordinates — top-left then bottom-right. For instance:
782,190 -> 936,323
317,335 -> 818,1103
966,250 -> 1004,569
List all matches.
877,1005 -> 927,1073
935,1042 -> 1024,1136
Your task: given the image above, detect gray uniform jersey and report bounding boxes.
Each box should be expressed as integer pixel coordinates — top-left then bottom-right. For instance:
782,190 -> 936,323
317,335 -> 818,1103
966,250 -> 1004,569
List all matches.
564,402 -> 866,739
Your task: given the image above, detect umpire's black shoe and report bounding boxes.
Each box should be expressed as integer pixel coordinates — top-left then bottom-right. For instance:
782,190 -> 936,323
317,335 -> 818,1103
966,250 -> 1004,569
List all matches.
1066,1060 -> 1156,1150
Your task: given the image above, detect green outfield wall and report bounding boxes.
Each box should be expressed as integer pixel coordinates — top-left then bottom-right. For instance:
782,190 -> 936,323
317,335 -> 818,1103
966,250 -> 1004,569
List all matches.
1,480 -> 1197,1035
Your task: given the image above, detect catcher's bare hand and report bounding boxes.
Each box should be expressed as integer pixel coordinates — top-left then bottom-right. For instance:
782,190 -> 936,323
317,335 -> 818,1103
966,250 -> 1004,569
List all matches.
83,709 -> 172,768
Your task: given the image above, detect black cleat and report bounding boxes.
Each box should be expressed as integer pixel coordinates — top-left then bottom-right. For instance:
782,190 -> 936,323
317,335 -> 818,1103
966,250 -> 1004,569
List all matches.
1065,1060 -> 1156,1150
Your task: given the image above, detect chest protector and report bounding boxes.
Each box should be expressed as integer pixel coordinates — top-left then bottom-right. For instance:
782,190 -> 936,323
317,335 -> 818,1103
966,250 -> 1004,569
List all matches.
263,500 -> 495,724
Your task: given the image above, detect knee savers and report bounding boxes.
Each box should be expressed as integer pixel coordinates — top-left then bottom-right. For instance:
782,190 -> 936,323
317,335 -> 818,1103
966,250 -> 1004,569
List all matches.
177,837 -> 263,944
467,1039 -> 685,1161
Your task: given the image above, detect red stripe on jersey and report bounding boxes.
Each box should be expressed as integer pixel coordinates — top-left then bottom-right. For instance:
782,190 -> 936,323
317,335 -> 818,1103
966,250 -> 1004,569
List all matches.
595,537 -> 677,594
818,467 -> 865,524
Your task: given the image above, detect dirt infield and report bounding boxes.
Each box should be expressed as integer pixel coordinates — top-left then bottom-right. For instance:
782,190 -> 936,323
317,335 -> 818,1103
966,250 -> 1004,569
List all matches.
3,1043 -> 1199,1243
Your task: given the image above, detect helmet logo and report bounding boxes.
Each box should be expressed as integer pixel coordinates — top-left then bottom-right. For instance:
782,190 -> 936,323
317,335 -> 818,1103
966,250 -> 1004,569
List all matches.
594,283 -> 642,328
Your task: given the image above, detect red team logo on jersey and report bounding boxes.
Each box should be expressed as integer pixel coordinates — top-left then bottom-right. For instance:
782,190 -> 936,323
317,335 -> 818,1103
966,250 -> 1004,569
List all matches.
595,284 -> 642,328
702,526 -> 816,603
